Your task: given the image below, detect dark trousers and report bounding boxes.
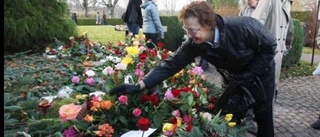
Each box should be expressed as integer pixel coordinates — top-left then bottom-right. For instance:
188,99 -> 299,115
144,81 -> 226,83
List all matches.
218,60 -> 275,137
144,33 -> 159,49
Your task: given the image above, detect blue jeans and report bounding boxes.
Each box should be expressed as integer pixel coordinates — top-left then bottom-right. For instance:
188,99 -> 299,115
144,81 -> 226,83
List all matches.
127,23 -> 140,36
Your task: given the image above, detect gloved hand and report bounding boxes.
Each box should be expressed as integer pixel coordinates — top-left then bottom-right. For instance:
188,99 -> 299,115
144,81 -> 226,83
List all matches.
109,83 -> 141,96
232,71 -> 254,85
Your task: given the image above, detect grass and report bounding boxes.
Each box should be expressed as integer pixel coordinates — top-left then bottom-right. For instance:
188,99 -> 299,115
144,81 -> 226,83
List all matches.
303,47 -> 320,55
77,25 -> 126,44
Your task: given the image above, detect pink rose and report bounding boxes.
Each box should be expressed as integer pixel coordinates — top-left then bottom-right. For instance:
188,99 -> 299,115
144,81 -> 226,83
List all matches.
132,108 -> 142,117
192,66 -> 204,76
171,110 -> 180,117
71,76 -> 80,84
59,103 -> 82,122
84,77 -> 95,86
118,95 -> 128,105
165,90 -> 175,101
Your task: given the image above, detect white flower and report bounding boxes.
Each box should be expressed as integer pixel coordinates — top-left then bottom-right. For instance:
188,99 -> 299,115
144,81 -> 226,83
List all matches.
115,63 -> 127,70
102,66 -> 114,75
85,69 -> 95,77
89,91 -> 105,97
200,112 -> 212,121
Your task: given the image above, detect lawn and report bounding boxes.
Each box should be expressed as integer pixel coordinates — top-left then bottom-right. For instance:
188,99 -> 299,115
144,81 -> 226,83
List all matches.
77,25 -> 126,44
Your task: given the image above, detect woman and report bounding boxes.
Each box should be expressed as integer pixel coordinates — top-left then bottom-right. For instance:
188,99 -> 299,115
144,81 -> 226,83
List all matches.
140,0 -> 164,49
110,1 -> 277,136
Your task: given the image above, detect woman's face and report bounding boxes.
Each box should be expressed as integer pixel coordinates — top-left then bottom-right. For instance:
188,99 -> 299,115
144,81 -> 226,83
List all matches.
183,17 -> 213,44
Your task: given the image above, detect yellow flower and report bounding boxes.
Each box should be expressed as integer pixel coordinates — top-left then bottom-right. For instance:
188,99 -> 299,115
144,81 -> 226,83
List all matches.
228,122 -> 236,127
224,114 -> 233,122
121,56 -> 133,65
162,123 -> 175,132
176,117 -> 182,127
125,46 -> 140,56
75,94 -> 88,101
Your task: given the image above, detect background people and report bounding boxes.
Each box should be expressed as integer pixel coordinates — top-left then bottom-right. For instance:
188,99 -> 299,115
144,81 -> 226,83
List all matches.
140,0 -> 164,49
71,12 -> 77,24
252,0 -> 292,97
110,1 -> 277,136
123,0 -> 143,36
102,11 -> 108,25
96,11 -> 101,25
239,0 -> 259,16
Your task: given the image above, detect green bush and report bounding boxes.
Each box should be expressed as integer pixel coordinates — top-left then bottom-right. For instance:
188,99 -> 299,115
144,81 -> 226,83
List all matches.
4,0 -> 78,54
77,18 -> 124,26
160,16 -> 185,51
282,19 -> 304,68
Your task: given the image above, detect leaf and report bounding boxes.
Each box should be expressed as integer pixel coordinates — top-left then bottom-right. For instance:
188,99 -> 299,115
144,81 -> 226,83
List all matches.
5,106 -> 23,111
153,112 -> 165,128
187,94 -> 194,106
119,115 -> 128,126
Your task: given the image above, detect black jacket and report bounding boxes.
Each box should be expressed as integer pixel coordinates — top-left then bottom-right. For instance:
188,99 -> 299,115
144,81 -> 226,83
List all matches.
123,0 -> 143,27
142,15 -> 277,96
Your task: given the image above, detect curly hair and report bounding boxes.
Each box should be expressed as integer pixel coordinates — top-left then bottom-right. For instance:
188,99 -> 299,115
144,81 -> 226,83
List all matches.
178,1 -> 216,29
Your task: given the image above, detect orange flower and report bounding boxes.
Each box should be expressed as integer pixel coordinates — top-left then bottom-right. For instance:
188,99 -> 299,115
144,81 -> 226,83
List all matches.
84,114 -> 93,122
90,101 -> 100,112
95,123 -> 114,137
100,100 -> 112,110
59,103 -> 82,122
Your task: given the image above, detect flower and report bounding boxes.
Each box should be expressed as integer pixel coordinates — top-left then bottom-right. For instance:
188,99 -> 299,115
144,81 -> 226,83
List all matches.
71,76 -> 80,84
137,117 -> 151,131
132,108 -> 142,117
28,35 -> 246,137
63,126 -> 79,137
59,103 -> 82,122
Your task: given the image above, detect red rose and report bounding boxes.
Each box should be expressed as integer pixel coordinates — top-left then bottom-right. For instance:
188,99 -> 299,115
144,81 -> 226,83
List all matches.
157,41 -> 165,49
186,122 -> 193,132
137,117 -> 150,131
168,117 -> 177,124
208,103 -> 215,110
140,94 -> 150,103
139,52 -> 147,62
171,88 -> 182,98
148,94 -> 159,106
149,49 -> 157,57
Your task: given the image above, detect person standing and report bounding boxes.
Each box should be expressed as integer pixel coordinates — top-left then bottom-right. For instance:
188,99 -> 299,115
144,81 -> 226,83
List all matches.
140,0 -> 164,49
96,11 -> 101,25
102,11 -> 108,25
110,1 -> 277,136
239,0 -> 259,16
123,0 -> 143,36
251,0 -> 291,97
71,12 -> 78,24
238,0 -> 260,135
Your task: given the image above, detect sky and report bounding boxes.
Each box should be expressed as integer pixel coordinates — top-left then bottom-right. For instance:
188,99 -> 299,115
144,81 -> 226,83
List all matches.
117,0 -> 192,11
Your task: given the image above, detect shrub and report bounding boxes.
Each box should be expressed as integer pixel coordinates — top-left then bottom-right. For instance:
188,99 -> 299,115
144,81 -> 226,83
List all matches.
4,0 -> 78,54
282,19 -> 304,68
160,16 -> 185,51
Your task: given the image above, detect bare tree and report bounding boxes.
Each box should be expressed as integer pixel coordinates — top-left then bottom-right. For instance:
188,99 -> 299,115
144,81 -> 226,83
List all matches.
100,0 -> 120,18
160,0 -> 177,15
72,0 -> 100,18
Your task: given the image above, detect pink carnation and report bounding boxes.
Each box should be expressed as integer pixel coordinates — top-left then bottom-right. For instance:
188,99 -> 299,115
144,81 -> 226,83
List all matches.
71,76 -> 80,84
84,77 -> 95,86
132,108 -> 142,117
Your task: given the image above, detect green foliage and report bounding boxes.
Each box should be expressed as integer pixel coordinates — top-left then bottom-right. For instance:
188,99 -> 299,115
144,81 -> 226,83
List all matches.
282,19 -> 304,68
160,16 -> 185,51
281,61 -> 317,79
4,0 -> 78,54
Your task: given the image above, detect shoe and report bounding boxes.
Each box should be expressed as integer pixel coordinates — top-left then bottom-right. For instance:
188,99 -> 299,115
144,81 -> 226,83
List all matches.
311,119 -> 320,130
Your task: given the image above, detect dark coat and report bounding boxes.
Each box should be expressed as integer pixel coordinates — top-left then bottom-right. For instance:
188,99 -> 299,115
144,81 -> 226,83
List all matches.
123,0 -> 143,27
142,15 -> 276,104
